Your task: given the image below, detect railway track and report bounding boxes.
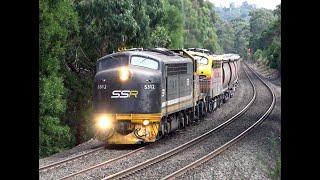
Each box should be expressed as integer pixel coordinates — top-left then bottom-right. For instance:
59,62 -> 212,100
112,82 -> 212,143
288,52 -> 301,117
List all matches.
162,63 -> 276,179
39,145 -> 105,171
100,63 -> 258,180
58,146 -> 145,180
40,61 -> 273,180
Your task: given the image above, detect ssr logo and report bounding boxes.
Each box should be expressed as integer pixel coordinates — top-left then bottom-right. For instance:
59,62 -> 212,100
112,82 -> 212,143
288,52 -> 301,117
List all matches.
111,90 -> 138,98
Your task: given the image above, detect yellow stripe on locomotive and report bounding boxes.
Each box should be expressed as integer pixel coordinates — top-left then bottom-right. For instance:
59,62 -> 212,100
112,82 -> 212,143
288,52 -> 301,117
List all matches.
185,51 -> 218,79
94,113 -> 161,144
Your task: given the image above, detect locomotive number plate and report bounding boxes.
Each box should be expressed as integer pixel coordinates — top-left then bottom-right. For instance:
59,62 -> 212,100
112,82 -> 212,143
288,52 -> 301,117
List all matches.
97,84 -> 107,89
144,84 -> 155,90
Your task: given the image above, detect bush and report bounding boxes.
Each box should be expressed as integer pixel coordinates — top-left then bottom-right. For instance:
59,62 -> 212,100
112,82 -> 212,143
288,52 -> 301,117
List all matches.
253,49 -> 263,61
150,26 -> 171,47
39,0 -> 78,157
266,39 -> 281,70
39,116 -> 72,157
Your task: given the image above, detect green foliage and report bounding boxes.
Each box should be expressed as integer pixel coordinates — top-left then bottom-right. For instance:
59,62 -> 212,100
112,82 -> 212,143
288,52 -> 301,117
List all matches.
215,2 -> 280,70
39,0 -> 281,158
231,18 -> 250,57
39,0 -> 224,158
249,8 -> 276,50
150,26 -> 171,47
215,1 -> 256,22
216,19 -> 235,53
265,38 -> 281,70
269,157 -> 281,180
162,0 -> 184,48
40,76 -> 66,116
130,0 -> 151,47
253,49 -> 263,61
61,68 -> 94,144
39,116 -> 72,157
215,17 -> 250,57
249,5 -> 281,71
268,134 -> 281,180
215,2 -> 254,56
75,0 -> 139,57
39,0 -> 79,157
183,0 -> 222,53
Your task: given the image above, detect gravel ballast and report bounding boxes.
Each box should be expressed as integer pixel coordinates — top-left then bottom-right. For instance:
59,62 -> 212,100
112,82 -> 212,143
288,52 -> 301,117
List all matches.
179,62 -> 281,180
127,64 -> 274,179
79,65 -> 254,180
40,63 -> 259,180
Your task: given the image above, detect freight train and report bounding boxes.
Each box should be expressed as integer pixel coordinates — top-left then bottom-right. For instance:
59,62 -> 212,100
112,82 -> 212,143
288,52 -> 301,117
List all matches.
93,48 -> 241,144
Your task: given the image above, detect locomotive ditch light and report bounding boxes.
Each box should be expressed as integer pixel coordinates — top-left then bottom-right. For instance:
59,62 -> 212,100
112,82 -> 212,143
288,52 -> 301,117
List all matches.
143,120 -> 150,126
96,115 -> 112,130
118,66 -> 131,81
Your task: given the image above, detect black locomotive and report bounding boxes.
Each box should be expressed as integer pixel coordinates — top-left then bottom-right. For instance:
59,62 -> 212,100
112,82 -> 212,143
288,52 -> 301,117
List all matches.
93,48 -> 240,144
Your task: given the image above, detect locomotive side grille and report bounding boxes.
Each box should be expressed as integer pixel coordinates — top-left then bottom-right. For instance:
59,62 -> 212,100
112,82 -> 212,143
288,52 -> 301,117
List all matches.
116,120 -> 134,135
199,79 -> 211,93
167,63 -> 188,75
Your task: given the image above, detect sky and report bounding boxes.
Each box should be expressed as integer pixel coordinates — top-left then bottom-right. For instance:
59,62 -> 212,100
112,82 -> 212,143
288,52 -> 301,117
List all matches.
208,0 -> 281,10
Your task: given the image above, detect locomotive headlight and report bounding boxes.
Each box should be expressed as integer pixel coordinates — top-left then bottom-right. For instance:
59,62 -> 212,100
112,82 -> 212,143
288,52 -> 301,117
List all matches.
143,120 -> 150,126
96,115 -> 112,129
119,66 -> 131,81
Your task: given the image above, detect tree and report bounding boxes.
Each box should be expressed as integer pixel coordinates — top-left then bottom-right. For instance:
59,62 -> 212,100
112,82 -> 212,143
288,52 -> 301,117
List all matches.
150,26 -> 171,47
231,18 -> 251,57
39,0 -> 79,157
249,8 -> 275,50
215,1 -> 256,22
216,19 -> 235,53
75,0 -> 139,58
163,0 -> 184,48
248,4 -> 281,70
39,0 -> 225,157
183,0 -> 221,52
130,0 -> 151,47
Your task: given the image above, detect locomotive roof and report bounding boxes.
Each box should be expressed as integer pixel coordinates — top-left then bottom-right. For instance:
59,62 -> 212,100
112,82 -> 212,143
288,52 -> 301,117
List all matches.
222,54 -> 240,61
185,48 -> 215,55
211,55 -> 224,61
186,51 -> 240,62
98,49 -> 192,64
187,51 -> 221,60
187,51 -> 211,58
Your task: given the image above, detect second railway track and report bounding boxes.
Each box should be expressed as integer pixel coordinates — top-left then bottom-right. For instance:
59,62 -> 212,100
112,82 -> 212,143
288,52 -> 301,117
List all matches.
40,61 -> 272,180
100,63 -> 261,180
39,145 -> 146,180
162,63 -> 276,179
39,145 -> 105,171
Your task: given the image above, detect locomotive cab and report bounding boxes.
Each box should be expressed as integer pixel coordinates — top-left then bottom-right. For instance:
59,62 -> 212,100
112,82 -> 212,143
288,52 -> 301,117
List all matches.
93,49 -> 195,145
93,52 -> 162,144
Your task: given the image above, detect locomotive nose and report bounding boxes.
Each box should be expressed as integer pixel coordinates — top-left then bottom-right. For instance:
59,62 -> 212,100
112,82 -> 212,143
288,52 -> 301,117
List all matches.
93,67 -> 161,114
118,66 -> 133,82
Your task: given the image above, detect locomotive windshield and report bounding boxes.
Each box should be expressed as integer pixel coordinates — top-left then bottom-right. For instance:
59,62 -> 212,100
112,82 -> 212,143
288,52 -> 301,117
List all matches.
130,56 -> 159,70
194,55 -> 208,65
97,55 -> 128,72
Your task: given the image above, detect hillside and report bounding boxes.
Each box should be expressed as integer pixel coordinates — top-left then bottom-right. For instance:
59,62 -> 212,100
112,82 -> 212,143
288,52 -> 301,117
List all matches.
215,1 -> 256,22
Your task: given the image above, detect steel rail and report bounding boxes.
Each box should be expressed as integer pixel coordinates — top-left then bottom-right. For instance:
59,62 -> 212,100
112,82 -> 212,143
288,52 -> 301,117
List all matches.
162,63 -> 276,179
59,146 -> 145,180
101,64 -> 257,180
39,146 -> 105,171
